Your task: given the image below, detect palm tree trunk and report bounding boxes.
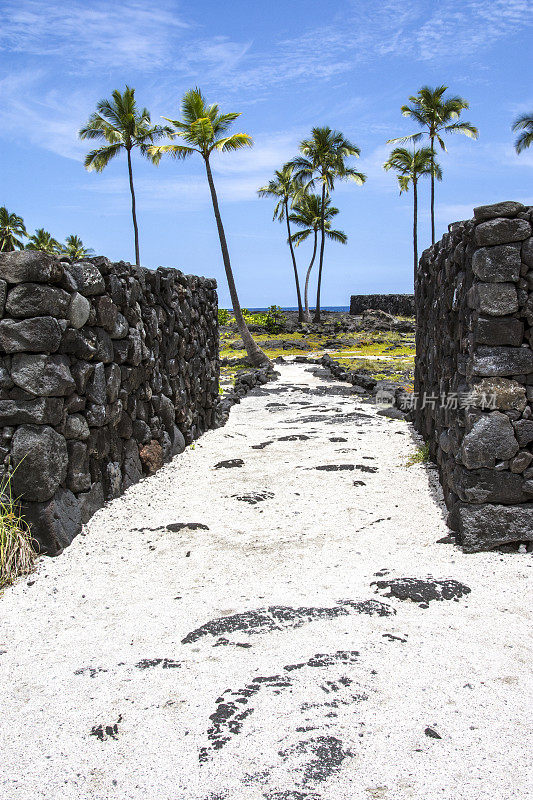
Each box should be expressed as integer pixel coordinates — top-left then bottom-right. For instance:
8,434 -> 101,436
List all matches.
313,184 -> 327,324
430,136 -> 435,245
127,148 -> 140,266
304,230 -> 317,322
413,178 -> 418,287
284,200 -> 304,322
204,157 -> 269,367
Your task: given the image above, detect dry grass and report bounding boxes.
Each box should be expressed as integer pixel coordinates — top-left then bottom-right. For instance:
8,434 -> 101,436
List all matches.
0,471 -> 36,592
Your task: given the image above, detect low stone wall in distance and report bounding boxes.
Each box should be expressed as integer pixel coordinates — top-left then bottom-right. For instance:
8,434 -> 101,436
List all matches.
350,294 -> 415,316
414,201 -> 533,551
0,252 -> 219,555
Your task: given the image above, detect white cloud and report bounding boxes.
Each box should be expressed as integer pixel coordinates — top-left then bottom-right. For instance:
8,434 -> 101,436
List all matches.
0,0 -> 189,70
0,70 -> 90,159
79,131 -> 306,208
415,0 -> 532,60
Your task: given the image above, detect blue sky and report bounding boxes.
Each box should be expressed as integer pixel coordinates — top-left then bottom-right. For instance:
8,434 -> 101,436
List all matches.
0,0 -> 532,307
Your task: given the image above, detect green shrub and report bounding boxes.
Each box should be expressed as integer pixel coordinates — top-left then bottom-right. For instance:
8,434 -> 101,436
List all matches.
218,308 -> 233,326
405,442 -> 430,467
264,305 -> 284,333
0,471 -> 36,591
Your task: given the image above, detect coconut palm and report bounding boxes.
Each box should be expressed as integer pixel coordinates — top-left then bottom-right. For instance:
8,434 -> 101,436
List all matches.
25,228 -> 61,254
79,86 -> 167,267
62,235 -> 95,260
512,112 -> 533,154
257,165 -> 305,322
288,127 -> 365,322
383,147 -> 441,284
288,194 -> 347,322
388,85 -> 478,244
0,207 -> 27,252
149,87 -> 268,367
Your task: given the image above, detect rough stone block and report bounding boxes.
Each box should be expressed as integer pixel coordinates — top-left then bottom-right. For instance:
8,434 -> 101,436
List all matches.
0,251 -> 64,284
460,411 -> 519,469
513,419 -> 533,447
471,244 -> 521,282
469,378 -> 526,412
474,217 -> 531,246
10,354 -> 75,397
6,283 -> 71,318
0,317 -> 62,353
454,502 -> 533,552
68,262 -> 105,296
11,424 -> 68,502
474,316 -> 523,346
473,201 -> 525,221
471,346 -> 533,376
522,237 -> 533,268
453,465 -> 529,504
0,397 -> 63,426
23,489 -> 82,555
469,283 -> 518,316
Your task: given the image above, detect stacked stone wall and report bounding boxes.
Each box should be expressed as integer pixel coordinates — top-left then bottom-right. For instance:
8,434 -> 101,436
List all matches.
0,252 -> 219,554
414,201 -> 533,551
350,294 -> 414,316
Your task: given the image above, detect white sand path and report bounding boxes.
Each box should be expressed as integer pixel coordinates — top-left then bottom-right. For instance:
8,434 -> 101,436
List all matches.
0,363 -> 531,800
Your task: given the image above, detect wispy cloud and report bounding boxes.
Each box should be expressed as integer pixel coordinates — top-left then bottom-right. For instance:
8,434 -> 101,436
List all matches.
80,131 -> 307,208
0,70 -> 91,159
416,0 -> 533,60
0,0 -> 189,70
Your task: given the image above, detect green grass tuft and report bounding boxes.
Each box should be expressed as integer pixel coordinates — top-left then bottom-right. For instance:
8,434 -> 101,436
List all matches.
405,443 -> 431,467
0,471 -> 36,592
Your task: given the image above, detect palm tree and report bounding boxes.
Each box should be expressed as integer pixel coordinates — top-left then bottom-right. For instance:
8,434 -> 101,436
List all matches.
512,112 -> 533,153
0,207 -> 27,252
79,86 -> 166,267
149,87 -> 268,367
25,228 -> 61,254
288,194 -> 347,322
388,85 -> 478,245
288,127 -> 365,322
62,235 -> 95,260
258,165 -> 305,322
383,147 -> 441,284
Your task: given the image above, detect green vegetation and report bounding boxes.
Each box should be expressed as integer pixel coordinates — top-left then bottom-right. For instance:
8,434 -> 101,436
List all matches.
405,442 -> 431,467
0,207 -> 27,252
0,472 -> 36,592
388,85 -> 478,244
25,228 -> 61,254
79,86 -> 167,266
62,234 -> 94,260
149,87 -> 268,368
0,207 -> 93,258
383,147 -> 441,284
512,112 -> 533,154
219,322 -> 415,388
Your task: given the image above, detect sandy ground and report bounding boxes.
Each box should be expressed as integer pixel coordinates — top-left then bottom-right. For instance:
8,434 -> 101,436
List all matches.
0,363 -> 531,800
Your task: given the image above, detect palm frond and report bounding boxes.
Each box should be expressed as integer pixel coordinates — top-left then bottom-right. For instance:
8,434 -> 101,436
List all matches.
215,133 -> 253,152
443,121 -> 478,139
148,144 -> 196,164
84,143 -> 123,172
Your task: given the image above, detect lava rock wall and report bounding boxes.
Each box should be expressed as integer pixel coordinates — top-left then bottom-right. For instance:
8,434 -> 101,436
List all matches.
350,294 -> 415,317
414,201 -> 533,551
0,252 -> 219,555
